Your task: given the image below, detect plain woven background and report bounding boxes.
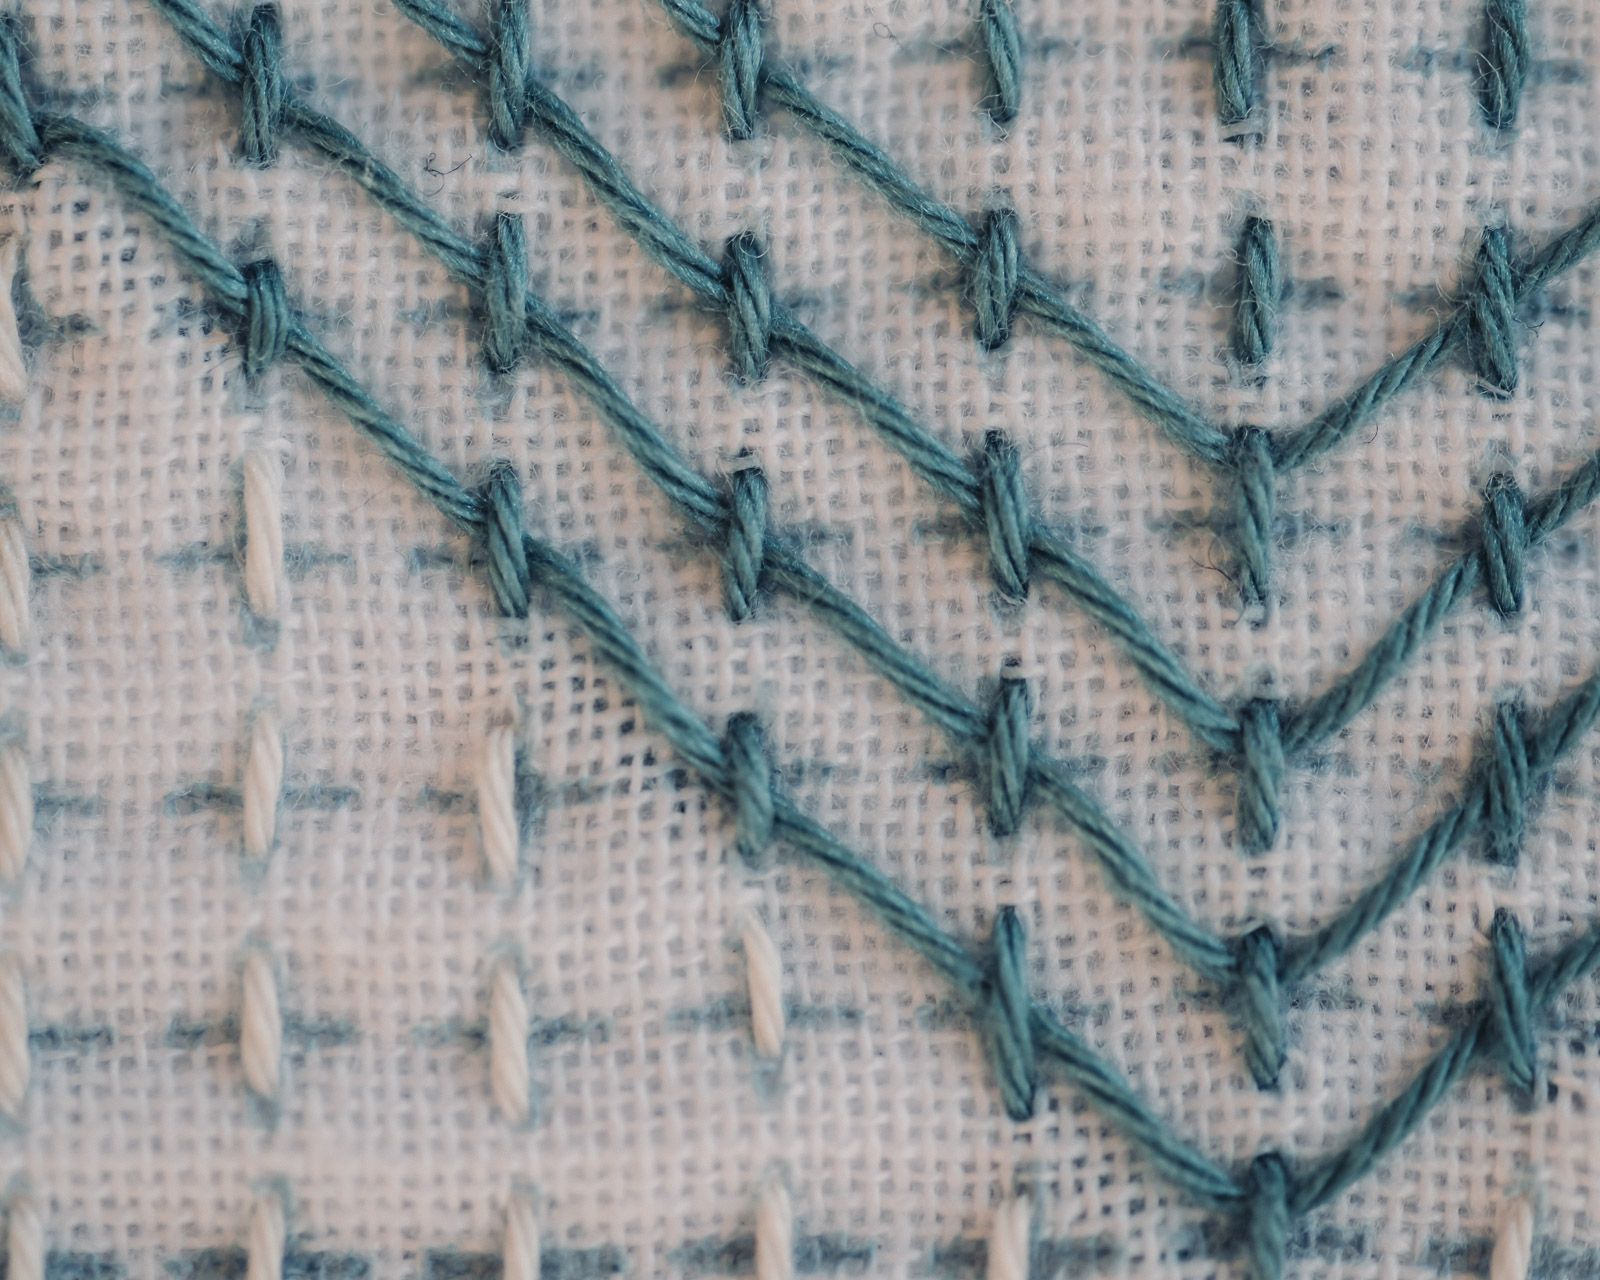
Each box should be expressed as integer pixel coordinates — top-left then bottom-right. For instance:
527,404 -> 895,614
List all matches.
4,0 -> 1600,1274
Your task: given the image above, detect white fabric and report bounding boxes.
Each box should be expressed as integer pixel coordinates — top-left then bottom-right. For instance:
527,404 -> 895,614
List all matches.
2,0 -> 1599,1275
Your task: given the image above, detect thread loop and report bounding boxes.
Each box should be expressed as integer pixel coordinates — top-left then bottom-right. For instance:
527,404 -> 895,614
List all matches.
977,0 -> 1021,125
985,675 -> 1032,836
1236,698 -> 1284,855
1468,227 -> 1519,398
1481,471 -> 1527,618
973,207 -> 1022,350
722,462 -> 769,622
1235,925 -> 1286,1088
1477,0 -> 1530,130
1243,1152 -> 1291,1280
977,431 -> 1032,600
1488,909 -> 1538,1101
983,906 -> 1036,1121
1231,427 -> 1276,611
722,712 -> 776,869
240,258 -> 290,379
240,5 -> 286,166
718,0 -> 764,140
1485,701 -> 1532,865
723,231 -> 773,383
484,211 -> 530,374
476,458 -> 532,618
486,0 -> 531,149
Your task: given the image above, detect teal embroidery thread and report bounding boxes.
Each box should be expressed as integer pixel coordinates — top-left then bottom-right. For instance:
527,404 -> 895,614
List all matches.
1231,215 -> 1280,366
1212,0 -> 1265,133
977,0 -> 1022,124
1477,0 -> 1530,129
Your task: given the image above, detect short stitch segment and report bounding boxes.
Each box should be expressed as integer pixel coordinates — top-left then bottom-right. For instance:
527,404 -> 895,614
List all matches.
1236,698 -> 1285,855
977,431 -> 1031,600
985,675 -> 1032,837
1468,227 -> 1520,397
1478,0 -> 1530,130
1486,701 -> 1532,865
1244,1153 -> 1291,1280
1232,217 -> 1280,365
484,211 -> 530,374
722,463 -> 769,622
240,258 -> 289,379
977,0 -> 1022,124
1236,926 -> 1286,1089
1231,426 -> 1276,611
1489,909 -> 1538,1101
486,0 -> 531,149
724,231 -> 773,383
5,1192 -> 41,1280
722,712 -> 776,869
973,207 -> 1022,351
1213,0 -> 1264,130
1481,471 -> 1528,617
240,5 -> 286,166
476,459 -> 532,619
718,0 -> 764,140
982,907 -> 1036,1121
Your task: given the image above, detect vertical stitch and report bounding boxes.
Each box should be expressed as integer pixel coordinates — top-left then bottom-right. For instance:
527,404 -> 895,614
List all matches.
738,907 -> 785,1060
505,1191 -> 540,1280
5,1191 -> 41,1280
0,514 -> 30,653
242,710 -> 285,862
489,954 -> 531,1125
483,211 -> 530,374
239,4 -> 286,166
486,0 -> 531,149
247,1187 -> 287,1280
1231,217 -> 1280,366
1490,1194 -> 1535,1280
755,1178 -> 793,1280
723,232 -> 773,383
976,0 -> 1021,124
1481,472 -> 1528,618
0,954 -> 26,1122
1213,0 -> 1264,134
721,713 -> 776,870
0,743 -> 29,884
972,209 -> 1022,351
985,1193 -> 1031,1280
1489,909 -> 1538,1101
477,458 -> 533,619
1485,701 -> 1531,864
1235,925 -> 1285,1089
1230,427 -> 1276,613
718,0 -> 765,140
976,431 -> 1032,601
479,725 -> 520,887
0,236 -> 26,402
982,907 -> 1036,1121
240,258 -> 290,381
1477,0 -> 1530,130
240,948 -> 282,1108
242,448 -> 287,621
0,17 -> 40,182
1467,227 -> 1520,398
1236,697 -> 1284,854
1244,1153 -> 1290,1280
722,462 -> 769,622
984,675 -> 1032,837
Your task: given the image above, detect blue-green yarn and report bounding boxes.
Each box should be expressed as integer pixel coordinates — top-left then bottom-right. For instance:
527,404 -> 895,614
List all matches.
239,4 -> 285,166
1213,0 -> 1263,130
721,463 -> 769,622
240,257 -> 289,379
984,676 -> 1032,837
1235,926 -> 1285,1089
1488,909 -> 1537,1099
0,12 -> 38,178
1477,0 -> 1530,130
1243,1153 -> 1291,1280
1467,227 -> 1519,398
973,207 -> 1021,351
1230,426 -> 1276,612
1485,701 -> 1531,865
1232,216 -> 1280,365
486,0 -> 530,149
718,0 -> 763,140
982,906 -> 1036,1121
1481,470 -> 1527,616
976,430 -> 1031,600
483,211 -> 530,374
1236,699 -> 1284,857
476,458 -> 532,618
723,231 -> 772,383
721,712 -> 776,869
976,0 -> 1021,125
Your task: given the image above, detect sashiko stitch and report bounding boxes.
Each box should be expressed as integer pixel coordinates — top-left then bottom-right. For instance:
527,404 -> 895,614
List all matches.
0,0 -> 1596,1275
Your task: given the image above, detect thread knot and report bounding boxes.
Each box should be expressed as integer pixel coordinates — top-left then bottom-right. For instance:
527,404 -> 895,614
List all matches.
982,906 -> 1036,1121
976,431 -> 1032,600
1232,217 -> 1280,365
1243,1152 -> 1292,1280
1481,471 -> 1527,618
723,231 -> 773,383
972,207 -> 1021,350
1485,701 -> 1532,865
1488,909 -> 1539,1102
722,712 -> 777,868
240,258 -> 290,379
1230,426 -> 1277,611
1213,0 -> 1264,130
722,462 -> 769,621
1236,698 -> 1284,856
977,0 -> 1021,124
985,675 -> 1032,837
240,5 -> 286,167
0,17 -> 41,180
1235,925 -> 1286,1088
484,211 -> 530,374
476,458 -> 532,618
486,0 -> 531,149
718,0 -> 765,140
1467,227 -> 1519,398
1477,0 -> 1530,130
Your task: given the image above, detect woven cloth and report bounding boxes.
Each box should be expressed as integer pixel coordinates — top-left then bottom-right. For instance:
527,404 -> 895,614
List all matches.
2,0 -> 1599,1276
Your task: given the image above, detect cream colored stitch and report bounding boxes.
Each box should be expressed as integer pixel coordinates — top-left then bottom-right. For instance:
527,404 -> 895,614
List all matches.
0,239 -> 26,405
240,949 -> 282,1106
504,1191 -> 540,1280
738,907 -> 785,1060
490,954 -> 531,1125
0,517 -> 30,653
0,745 -> 30,884
243,711 -> 284,861
0,955 -> 27,1122
755,1178 -> 793,1280
242,448 -> 287,620
987,1194 -> 1031,1280
247,1188 -> 286,1280
5,1191 -> 41,1280
479,726 -> 519,887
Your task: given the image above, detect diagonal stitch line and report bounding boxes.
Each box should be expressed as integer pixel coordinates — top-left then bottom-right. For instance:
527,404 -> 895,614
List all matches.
374,0 -> 1600,822
20,77 -> 1600,1262
146,0 -> 1600,1068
